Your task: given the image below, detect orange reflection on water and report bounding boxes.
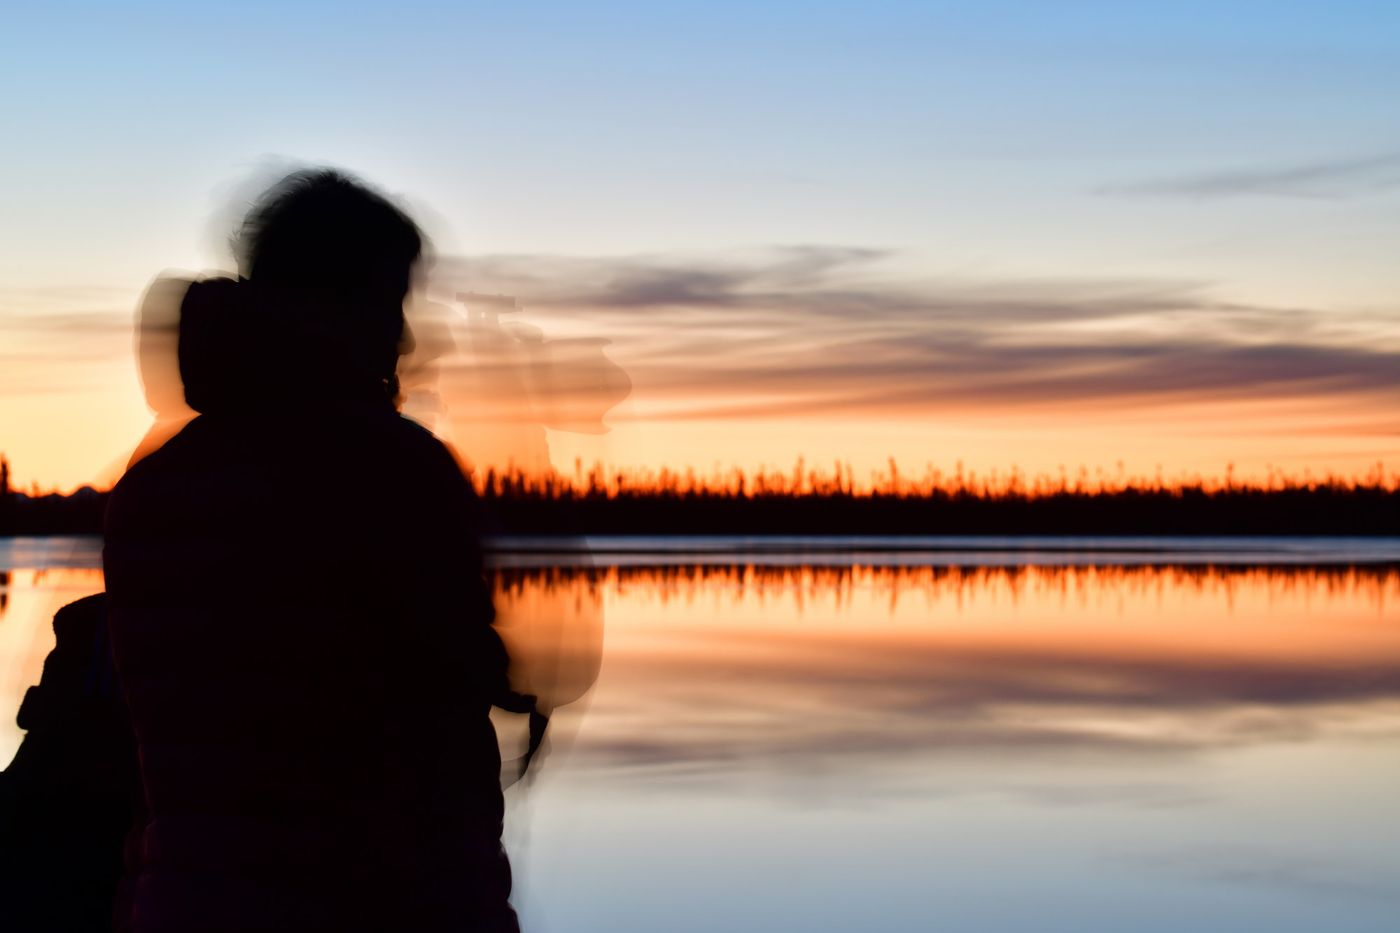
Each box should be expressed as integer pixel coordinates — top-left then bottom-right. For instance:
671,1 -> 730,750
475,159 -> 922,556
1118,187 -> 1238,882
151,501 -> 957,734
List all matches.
497,562 -> 1396,646
3,563 -> 1396,784
0,568 -> 105,764
497,563 -> 1400,784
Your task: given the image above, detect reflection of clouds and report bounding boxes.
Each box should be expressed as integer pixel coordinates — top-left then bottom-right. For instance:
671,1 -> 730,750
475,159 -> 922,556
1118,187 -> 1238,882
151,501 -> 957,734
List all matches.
432,249 -> 1400,420
579,642 -> 1400,768
502,564 -> 1400,787
1007,781 -> 1213,809
0,536 -> 106,572
1124,846 -> 1400,902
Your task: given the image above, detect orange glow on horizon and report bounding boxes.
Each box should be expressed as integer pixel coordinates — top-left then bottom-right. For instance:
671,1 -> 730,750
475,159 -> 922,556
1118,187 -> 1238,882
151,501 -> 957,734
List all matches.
2,271 -> 1397,493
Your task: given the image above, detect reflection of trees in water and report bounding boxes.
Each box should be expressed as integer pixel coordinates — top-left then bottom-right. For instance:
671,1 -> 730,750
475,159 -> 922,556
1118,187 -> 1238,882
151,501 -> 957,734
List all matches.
491,566 -> 605,717
492,563 -> 1400,614
524,562 -> 1400,782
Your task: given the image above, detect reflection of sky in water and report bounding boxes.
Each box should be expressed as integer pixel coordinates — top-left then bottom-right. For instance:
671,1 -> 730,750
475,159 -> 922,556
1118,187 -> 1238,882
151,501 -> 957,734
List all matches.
502,560 -> 1400,933
2,542 -> 1398,931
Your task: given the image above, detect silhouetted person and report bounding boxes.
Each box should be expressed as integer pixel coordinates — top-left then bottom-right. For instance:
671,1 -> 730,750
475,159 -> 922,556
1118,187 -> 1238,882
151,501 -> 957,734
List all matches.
0,594 -> 142,932
103,170 -> 519,932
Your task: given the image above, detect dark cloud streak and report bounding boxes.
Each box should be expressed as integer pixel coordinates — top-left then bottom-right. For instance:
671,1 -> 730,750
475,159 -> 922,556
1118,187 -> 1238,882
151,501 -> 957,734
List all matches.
433,248 -> 1400,419
1100,151 -> 1400,200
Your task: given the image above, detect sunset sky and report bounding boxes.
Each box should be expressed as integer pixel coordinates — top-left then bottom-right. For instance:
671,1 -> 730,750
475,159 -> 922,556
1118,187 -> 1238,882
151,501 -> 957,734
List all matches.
3,1 -> 1398,490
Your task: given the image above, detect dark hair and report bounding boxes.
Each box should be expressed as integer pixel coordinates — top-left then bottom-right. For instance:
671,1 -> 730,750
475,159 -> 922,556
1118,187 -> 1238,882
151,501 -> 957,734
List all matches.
235,169 -> 423,303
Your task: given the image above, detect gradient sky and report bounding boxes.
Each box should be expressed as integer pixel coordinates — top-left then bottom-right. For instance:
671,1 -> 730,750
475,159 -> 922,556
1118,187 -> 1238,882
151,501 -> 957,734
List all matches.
3,1 -> 1399,489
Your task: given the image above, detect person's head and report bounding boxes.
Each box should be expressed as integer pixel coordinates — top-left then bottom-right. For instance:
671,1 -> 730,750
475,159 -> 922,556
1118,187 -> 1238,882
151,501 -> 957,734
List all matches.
175,170 -> 427,415
235,168 -> 424,308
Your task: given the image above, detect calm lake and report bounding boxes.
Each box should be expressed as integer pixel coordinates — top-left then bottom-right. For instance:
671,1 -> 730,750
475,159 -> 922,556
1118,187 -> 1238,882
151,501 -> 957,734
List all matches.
3,536 -> 1399,932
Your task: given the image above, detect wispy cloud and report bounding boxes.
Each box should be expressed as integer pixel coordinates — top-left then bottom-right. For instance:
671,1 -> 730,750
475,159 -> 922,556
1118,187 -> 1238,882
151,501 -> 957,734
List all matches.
1099,151 -> 1400,200
0,291 -> 136,394
5,255 -> 1397,428
431,248 -> 1400,421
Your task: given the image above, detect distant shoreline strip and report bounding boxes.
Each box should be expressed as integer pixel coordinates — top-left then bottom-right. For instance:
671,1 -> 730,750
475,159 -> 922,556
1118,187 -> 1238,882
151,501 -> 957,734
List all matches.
3,534 -> 1399,572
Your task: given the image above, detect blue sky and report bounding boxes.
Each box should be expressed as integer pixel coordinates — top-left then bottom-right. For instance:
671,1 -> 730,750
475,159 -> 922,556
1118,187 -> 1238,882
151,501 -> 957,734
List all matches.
5,1 -> 1397,277
2,1 -> 1398,486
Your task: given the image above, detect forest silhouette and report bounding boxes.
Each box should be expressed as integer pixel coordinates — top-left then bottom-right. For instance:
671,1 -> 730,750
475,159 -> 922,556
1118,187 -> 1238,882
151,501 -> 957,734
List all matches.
2,454 -> 1396,537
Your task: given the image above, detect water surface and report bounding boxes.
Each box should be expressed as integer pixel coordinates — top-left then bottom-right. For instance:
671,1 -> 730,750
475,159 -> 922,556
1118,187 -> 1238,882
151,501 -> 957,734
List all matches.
2,537 -> 1397,932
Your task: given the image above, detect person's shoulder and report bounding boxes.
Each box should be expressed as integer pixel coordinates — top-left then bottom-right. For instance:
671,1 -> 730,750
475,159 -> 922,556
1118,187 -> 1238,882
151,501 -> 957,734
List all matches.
364,416 -> 485,536
373,414 -> 473,484
104,419 -> 206,540
383,412 -> 445,446
108,417 -> 207,502
372,413 -> 451,457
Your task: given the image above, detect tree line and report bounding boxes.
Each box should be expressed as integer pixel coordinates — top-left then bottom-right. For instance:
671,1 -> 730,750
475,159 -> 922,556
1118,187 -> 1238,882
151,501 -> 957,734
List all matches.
3,456 -> 1396,537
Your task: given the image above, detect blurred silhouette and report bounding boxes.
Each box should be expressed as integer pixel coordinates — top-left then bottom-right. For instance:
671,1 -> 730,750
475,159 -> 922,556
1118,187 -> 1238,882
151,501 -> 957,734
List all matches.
393,289 -> 631,480
104,170 -> 523,932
